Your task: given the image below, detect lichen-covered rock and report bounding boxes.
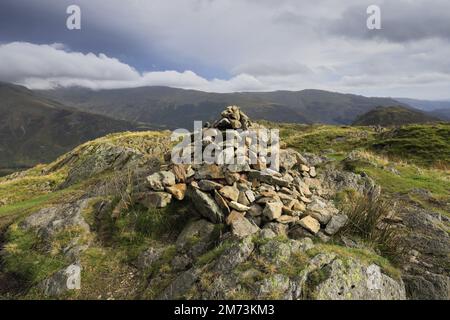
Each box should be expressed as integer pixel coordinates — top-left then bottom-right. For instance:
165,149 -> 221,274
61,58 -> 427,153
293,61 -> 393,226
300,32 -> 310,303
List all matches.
136,247 -> 164,270
40,264 -> 81,297
176,219 -> 217,257
312,259 -> 406,300
213,236 -> 254,272
187,187 -> 224,223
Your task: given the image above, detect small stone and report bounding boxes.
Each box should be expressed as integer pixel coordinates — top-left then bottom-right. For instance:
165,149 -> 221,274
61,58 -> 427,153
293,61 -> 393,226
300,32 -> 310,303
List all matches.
195,164 -> 225,180
229,201 -> 250,212
309,166 -> 317,177
198,180 -> 223,191
324,214 -> 348,235
228,211 -> 259,238
247,204 -> 263,216
263,202 -> 283,220
219,185 -> 239,202
214,190 -> 230,214
300,165 -> 310,172
300,196 -> 312,203
166,183 -> 187,201
147,171 -> 176,191
138,192 -> 172,208
40,264 -> 81,296
224,171 -> 241,185
298,216 -> 321,234
244,190 -> 256,203
263,222 -> 288,236
276,215 -> 298,224
259,228 -> 276,239
172,164 -> 188,182
187,187 -> 224,223
226,210 -> 244,225
137,247 -> 163,269
238,191 -> 251,206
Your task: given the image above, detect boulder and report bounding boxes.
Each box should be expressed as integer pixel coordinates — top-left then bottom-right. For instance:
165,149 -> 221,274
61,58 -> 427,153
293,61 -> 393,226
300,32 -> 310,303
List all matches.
227,211 -> 259,238
325,214 -> 348,235
214,236 -> 255,272
176,219 -> 217,257
187,187 -> 224,223
263,202 -> 283,220
40,264 -> 81,296
298,216 -> 321,234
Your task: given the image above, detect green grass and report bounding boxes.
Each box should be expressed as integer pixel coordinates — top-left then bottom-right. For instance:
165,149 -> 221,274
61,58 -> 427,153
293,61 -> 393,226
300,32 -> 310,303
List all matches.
196,240 -> 233,266
2,224 -> 68,285
371,124 -> 450,167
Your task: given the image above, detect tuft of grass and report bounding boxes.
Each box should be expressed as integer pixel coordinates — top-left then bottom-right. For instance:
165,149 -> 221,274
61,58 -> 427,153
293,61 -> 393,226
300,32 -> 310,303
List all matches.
339,194 -> 405,262
196,240 -> 233,266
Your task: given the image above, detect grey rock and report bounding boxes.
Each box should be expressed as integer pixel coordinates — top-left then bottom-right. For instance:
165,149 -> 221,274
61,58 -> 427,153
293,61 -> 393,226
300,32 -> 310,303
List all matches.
146,171 -> 176,191
259,240 -> 291,264
214,236 -> 254,272
325,214 -> 348,235
139,192 -> 172,208
171,254 -> 192,272
198,180 -> 223,191
158,267 -> 200,299
259,228 -> 277,240
230,215 -> 260,238
176,219 -> 217,257
256,274 -> 291,299
137,247 -> 164,269
263,222 -> 288,236
247,203 -> 263,217
40,264 -> 81,296
187,187 -> 224,223
263,202 -> 283,220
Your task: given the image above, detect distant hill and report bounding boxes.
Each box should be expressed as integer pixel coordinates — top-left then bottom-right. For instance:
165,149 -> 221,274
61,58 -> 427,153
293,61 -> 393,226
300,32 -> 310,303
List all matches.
0,83 -> 152,175
396,98 -> 450,112
429,108 -> 450,121
352,106 -> 440,126
39,86 -> 405,128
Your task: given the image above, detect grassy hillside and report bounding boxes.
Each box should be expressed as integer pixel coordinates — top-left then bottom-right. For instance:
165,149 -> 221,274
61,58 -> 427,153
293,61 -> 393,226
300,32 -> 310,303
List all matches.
0,83 -> 155,175
352,106 -> 440,126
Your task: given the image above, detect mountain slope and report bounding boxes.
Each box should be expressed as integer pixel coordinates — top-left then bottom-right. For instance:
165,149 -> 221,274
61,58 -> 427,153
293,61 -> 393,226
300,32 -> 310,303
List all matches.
39,86 -> 404,127
0,83 -> 153,175
352,106 -> 440,126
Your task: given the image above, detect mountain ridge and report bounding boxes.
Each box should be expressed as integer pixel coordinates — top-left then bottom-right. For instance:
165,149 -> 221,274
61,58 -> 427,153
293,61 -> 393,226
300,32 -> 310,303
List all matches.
39,85 -> 408,128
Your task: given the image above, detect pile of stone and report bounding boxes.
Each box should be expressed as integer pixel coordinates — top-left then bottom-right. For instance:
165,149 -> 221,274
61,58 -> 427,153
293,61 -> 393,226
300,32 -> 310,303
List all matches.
136,106 -> 348,240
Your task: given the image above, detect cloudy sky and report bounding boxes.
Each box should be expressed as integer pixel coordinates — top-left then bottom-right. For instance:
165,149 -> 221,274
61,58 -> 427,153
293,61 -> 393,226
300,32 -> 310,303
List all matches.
0,0 -> 449,99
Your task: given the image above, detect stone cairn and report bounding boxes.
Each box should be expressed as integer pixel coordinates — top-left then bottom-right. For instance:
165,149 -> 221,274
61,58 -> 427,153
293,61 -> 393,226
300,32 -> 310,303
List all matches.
140,106 -> 347,240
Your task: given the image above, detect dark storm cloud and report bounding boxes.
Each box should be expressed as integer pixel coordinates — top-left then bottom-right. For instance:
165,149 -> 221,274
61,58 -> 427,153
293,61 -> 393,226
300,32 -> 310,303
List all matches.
331,0 -> 450,43
0,0 -> 170,72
